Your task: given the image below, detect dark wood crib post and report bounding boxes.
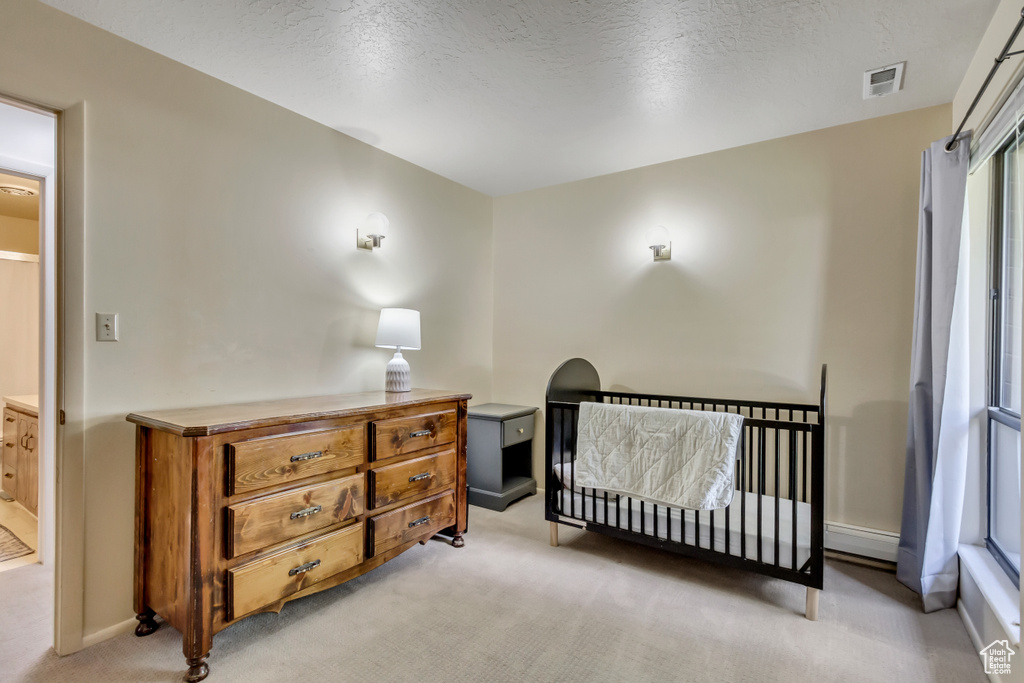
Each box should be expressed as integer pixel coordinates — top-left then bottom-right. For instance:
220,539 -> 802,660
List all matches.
806,363 -> 828,621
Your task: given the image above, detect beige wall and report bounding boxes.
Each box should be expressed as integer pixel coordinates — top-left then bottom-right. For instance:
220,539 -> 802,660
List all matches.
954,0 -> 1024,137
0,215 -> 38,254
0,0 -> 493,640
493,104 -> 952,534
0,259 -> 39,404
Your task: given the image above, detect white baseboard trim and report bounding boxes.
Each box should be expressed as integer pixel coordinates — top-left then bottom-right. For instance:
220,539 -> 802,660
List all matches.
825,522 -> 899,562
959,598 -> 986,651
82,617 -> 136,649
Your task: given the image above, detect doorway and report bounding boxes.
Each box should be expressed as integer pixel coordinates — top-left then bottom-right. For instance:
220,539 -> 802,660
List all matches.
0,97 -> 58,654
0,167 -> 42,571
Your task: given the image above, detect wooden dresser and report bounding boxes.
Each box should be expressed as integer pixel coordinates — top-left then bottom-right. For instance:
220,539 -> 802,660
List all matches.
128,389 -> 469,682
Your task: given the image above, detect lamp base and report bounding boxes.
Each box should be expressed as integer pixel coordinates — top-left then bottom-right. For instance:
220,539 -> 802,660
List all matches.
385,351 -> 411,392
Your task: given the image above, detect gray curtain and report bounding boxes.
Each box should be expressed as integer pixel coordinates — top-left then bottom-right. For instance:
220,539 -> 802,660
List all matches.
897,131 -> 972,612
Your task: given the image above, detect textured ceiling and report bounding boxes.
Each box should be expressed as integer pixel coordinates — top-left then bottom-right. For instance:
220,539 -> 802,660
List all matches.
42,0 -> 996,196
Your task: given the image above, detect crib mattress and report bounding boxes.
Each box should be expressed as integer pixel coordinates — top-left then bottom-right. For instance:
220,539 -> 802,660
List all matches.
557,488 -> 812,570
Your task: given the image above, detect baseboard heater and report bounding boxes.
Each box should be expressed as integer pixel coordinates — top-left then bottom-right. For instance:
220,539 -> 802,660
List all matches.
825,522 -> 899,563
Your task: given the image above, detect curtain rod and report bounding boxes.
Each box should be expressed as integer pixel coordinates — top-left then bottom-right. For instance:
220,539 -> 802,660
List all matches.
948,6 -> 1024,152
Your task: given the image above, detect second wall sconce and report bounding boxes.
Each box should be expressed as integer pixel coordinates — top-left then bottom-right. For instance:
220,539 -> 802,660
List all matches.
357,212 -> 390,251
646,225 -> 671,261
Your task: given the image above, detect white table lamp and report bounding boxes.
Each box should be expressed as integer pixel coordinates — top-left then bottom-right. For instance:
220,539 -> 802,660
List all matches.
375,308 -> 421,392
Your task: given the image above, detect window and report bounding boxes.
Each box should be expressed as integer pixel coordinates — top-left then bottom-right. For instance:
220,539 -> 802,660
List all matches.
988,130 -> 1023,584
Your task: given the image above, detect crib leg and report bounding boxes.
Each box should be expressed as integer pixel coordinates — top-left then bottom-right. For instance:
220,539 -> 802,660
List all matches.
550,521 -> 559,547
805,588 -> 819,621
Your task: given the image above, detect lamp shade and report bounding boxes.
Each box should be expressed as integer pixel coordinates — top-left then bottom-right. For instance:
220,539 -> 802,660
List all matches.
375,308 -> 421,350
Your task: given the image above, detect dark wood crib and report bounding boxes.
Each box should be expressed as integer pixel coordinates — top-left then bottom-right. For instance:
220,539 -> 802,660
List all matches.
545,358 -> 827,619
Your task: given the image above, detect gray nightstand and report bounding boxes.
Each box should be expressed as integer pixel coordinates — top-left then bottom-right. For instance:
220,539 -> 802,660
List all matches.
467,403 -> 538,511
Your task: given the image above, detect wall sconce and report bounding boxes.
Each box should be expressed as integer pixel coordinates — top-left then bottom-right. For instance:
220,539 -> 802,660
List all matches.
647,225 -> 671,261
357,212 -> 390,251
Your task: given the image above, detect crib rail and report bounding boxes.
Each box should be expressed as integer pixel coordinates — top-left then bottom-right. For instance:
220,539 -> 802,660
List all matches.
544,359 -> 826,592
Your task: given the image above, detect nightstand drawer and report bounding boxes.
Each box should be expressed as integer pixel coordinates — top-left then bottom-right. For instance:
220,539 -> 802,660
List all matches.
369,448 -> 456,509
372,409 -> 456,461
226,473 -> 365,558
502,414 -> 534,448
368,490 -> 456,556
228,523 -> 364,621
229,426 -> 364,495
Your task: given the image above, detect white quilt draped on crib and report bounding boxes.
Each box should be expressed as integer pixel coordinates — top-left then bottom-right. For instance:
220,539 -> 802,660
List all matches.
572,402 -> 744,511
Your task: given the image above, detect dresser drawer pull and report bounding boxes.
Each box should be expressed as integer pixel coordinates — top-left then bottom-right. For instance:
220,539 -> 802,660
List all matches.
4,416 -> 13,423
290,450 -> 323,463
288,559 -> 321,577
408,472 -> 431,483
408,516 -> 431,528
517,428 -> 524,434
4,472 -> 12,479
4,442 -> 12,448
289,505 -> 323,520
409,429 -> 432,438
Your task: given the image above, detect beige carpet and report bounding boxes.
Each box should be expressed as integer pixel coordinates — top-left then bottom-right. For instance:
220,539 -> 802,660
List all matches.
0,495 -> 985,682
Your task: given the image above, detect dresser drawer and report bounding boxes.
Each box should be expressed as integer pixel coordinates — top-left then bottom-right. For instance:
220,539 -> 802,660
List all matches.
228,523 -> 364,620
2,436 -> 15,471
226,473 -> 365,558
502,414 -> 534,448
229,426 -> 365,495
368,448 -> 456,509
367,490 -> 456,557
3,409 -> 16,471
2,464 -> 14,495
372,409 -> 457,462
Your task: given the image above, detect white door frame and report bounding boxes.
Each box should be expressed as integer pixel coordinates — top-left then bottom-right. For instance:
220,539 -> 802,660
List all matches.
0,91 -> 87,655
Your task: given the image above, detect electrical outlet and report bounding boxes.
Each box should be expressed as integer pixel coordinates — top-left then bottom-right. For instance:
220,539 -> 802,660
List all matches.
96,313 -> 119,342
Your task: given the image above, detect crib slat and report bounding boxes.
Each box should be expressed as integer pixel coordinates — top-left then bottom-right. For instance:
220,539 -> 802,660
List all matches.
741,425 -> 748,560
558,407 -> 565,516
802,429 -> 808,503
774,427 -> 781,567
757,426 -> 765,564
681,495 -> 687,544
790,431 -> 798,570
725,462 -> 732,555
654,503 -> 659,539
640,500 -> 646,535
569,408 -> 576,519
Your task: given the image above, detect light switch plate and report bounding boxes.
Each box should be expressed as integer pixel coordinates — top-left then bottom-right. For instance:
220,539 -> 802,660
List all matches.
96,313 -> 118,341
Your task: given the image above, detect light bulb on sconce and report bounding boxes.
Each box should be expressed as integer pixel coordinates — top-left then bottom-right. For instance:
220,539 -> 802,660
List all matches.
646,225 -> 671,261
357,212 -> 390,251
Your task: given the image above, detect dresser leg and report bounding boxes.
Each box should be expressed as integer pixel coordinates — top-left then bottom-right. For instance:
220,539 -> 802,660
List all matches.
451,531 -> 465,548
134,608 -> 159,637
185,653 -> 210,682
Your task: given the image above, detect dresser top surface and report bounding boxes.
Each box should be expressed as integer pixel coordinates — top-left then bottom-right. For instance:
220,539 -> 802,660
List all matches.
3,394 -> 39,416
127,389 -> 471,437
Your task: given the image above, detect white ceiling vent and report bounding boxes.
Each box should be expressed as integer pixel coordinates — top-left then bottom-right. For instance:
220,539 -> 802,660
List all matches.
863,62 -> 905,98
